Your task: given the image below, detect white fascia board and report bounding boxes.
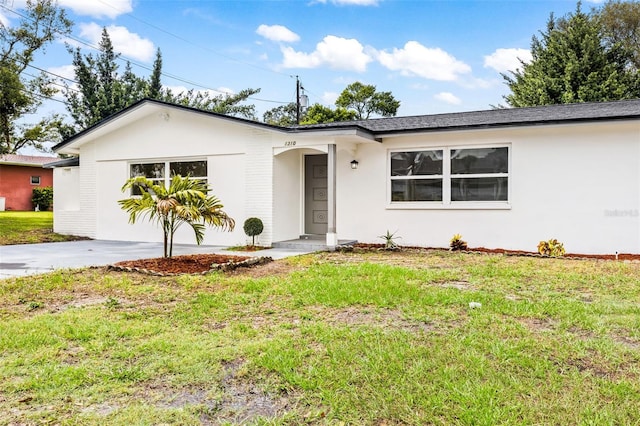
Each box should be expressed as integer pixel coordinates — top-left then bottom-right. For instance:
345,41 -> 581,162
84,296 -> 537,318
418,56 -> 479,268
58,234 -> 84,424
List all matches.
289,127 -> 379,144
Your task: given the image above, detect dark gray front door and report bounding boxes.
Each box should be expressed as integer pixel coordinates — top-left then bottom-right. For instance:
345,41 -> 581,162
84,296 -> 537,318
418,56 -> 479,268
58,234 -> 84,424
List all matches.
304,154 -> 328,235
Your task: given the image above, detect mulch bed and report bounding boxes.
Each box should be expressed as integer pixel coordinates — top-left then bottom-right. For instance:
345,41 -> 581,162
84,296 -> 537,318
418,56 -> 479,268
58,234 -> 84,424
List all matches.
350,243 -> 640,261
107,243 -> 640,277
109,254 -> 272,276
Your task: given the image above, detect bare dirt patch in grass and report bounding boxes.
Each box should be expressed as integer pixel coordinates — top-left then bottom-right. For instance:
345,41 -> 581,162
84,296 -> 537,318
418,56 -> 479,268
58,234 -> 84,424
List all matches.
518,317 -> 559,333
226,259 -> 305,279
437,280 -> 473,290
128,359 -> 297,425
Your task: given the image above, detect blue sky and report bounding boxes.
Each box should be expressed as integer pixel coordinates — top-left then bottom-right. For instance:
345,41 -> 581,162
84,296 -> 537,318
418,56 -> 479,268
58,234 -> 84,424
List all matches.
2,0 -> 605,124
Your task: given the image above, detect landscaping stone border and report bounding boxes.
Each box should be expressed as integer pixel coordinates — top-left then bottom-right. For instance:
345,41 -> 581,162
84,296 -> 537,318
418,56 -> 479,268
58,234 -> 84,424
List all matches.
342,244 -> 640,263
107,256 -> 274,276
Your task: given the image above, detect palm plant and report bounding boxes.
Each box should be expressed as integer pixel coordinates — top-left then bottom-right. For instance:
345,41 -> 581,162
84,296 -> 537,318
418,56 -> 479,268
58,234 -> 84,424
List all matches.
119,175 -> 235,258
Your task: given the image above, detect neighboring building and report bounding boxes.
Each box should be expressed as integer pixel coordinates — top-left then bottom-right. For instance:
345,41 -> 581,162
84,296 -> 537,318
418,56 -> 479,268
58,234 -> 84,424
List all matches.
0,154 -> 57,211
50,98 -> 640,254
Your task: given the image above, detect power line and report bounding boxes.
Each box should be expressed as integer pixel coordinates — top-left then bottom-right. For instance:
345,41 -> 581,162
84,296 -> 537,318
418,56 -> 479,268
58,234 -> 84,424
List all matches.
94,0 -> 291,78
1,3 -> 291,106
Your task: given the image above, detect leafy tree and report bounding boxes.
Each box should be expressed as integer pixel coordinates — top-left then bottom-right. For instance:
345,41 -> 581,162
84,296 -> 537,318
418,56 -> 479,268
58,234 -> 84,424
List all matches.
162,87 -> 260,120
119,175 -> 235,258
335,81 -> 400,119
0,0 -> 72,153
263,102 -> 298,126
503,3 -> 640,107
301,104 -> 357,124
597,0 -> 640,70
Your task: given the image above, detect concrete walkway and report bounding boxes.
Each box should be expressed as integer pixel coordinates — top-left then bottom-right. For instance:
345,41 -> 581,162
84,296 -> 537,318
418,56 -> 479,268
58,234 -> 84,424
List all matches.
0,240 -> 316,279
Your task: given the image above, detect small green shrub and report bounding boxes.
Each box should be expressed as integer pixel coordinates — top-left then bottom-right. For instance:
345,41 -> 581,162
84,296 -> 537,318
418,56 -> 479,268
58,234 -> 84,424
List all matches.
450,234 -> 468,251
378,230 -> 401,250
32,187 -> 53,210
243,217 -> 264,246
537,239 -> 565,257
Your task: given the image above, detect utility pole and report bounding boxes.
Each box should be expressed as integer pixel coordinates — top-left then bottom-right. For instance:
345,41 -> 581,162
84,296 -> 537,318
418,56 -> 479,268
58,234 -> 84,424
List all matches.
296,75 -> 301,125
295,75 -> 308,125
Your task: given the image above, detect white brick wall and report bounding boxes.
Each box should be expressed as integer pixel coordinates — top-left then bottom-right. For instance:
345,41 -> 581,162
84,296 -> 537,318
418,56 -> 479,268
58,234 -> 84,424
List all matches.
244,130 -> 274,245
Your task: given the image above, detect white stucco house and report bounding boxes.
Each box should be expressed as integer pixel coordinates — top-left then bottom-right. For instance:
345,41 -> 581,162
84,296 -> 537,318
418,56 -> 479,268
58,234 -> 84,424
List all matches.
50,98 -> 640,254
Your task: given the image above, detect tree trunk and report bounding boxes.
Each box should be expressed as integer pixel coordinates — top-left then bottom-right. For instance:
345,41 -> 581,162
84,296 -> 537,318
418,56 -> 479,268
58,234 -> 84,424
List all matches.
163,231 -> 168,258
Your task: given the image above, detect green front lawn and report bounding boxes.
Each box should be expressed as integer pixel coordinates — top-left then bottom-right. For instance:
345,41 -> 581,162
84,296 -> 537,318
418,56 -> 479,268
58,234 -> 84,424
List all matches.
0,211 -> 85,245
1,250 -> 639,424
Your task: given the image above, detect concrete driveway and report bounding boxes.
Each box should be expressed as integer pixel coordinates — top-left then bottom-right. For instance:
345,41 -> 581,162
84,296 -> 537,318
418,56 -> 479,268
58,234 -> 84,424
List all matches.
0,240 -> 313,279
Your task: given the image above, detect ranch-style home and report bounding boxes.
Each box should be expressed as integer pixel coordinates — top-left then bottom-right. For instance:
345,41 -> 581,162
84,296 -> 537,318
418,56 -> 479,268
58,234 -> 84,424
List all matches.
51,98 -> 640,255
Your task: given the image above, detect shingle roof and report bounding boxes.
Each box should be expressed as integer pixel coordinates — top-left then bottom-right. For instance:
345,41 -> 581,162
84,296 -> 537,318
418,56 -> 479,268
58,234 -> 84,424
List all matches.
54,98 -> 640,153
0,154 -> 59,167
292,98 -> 640,134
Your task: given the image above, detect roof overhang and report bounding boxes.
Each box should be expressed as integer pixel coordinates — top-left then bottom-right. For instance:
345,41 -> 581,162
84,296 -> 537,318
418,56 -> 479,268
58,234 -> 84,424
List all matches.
287,126 -> 380,144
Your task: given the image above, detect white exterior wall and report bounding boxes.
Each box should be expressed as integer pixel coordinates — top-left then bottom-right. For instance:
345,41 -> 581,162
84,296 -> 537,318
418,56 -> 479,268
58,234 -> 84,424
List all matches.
244,131 -> 274,246
58,108 -> 264,246
272,149 -> 302,242
52,166 -> 82,235
54,143 -> 98,238
338,121 -> 640,254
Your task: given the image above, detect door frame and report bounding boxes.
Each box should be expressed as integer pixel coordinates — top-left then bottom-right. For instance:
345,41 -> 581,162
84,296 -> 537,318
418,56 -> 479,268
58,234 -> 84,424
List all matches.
303,153 -> 328,235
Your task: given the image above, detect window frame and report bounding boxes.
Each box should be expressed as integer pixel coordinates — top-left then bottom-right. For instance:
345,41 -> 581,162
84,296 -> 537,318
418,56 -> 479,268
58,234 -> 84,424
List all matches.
128,159 -> 208,195
387,144 -> 511,210
30,176 -> 41,185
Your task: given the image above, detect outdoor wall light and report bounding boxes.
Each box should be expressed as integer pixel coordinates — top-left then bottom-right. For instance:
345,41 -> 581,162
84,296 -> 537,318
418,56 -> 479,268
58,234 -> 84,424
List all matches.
350,160 -> 359,170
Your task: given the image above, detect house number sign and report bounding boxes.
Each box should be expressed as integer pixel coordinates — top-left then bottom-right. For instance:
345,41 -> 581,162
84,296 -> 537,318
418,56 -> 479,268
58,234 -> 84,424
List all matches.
284,141 -> 296,146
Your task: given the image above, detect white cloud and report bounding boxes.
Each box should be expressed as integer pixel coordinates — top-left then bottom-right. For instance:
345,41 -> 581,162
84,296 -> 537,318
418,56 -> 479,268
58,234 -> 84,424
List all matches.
48,64 -> 76,82
60,0 -> 133,19
314,0 -> 380,5
0,11 -> 9,27
322,91 -> 340,105
2,0 -> 132,24
377,41 -> 471,81
256,24 -> 300,43
77,23 -> 155,62
434,92 -> 461,105
281,35 -> 372,72
484,48 -> 532,73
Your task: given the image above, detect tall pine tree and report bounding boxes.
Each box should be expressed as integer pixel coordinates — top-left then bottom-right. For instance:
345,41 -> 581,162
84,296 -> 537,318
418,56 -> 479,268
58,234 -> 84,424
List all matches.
65,28 -> 155,130
503,3 -> 640,107
65,29 -> 260,129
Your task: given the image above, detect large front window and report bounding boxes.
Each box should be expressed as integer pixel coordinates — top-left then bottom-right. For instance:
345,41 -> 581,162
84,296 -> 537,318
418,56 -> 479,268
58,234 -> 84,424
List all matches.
391,150 -> 443,201
130,160 -> 207,195
390,147 -> 509,205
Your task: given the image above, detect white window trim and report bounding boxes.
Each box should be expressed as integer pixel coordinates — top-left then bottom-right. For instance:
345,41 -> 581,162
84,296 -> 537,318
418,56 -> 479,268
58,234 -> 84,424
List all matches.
387,144 -> 511,210
30,176 -> 41,185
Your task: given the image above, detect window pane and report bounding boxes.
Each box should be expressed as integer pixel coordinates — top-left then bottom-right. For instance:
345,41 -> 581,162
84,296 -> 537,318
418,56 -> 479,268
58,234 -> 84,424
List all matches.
131,163 -> 164,178
451,147 -> 508,174
451,177 -> 508,201
170,161 -> 207,177
392,179 -> 442,201
391,151 -> 442,176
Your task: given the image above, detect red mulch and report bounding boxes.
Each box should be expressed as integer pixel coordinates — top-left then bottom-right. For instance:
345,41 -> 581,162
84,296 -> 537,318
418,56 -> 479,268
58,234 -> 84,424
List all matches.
114,254 -> 251,274
352,243 -> 640,261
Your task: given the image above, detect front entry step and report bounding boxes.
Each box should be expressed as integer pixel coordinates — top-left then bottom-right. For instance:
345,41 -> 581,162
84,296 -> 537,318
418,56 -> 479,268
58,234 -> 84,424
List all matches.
272,238 -> 357,251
